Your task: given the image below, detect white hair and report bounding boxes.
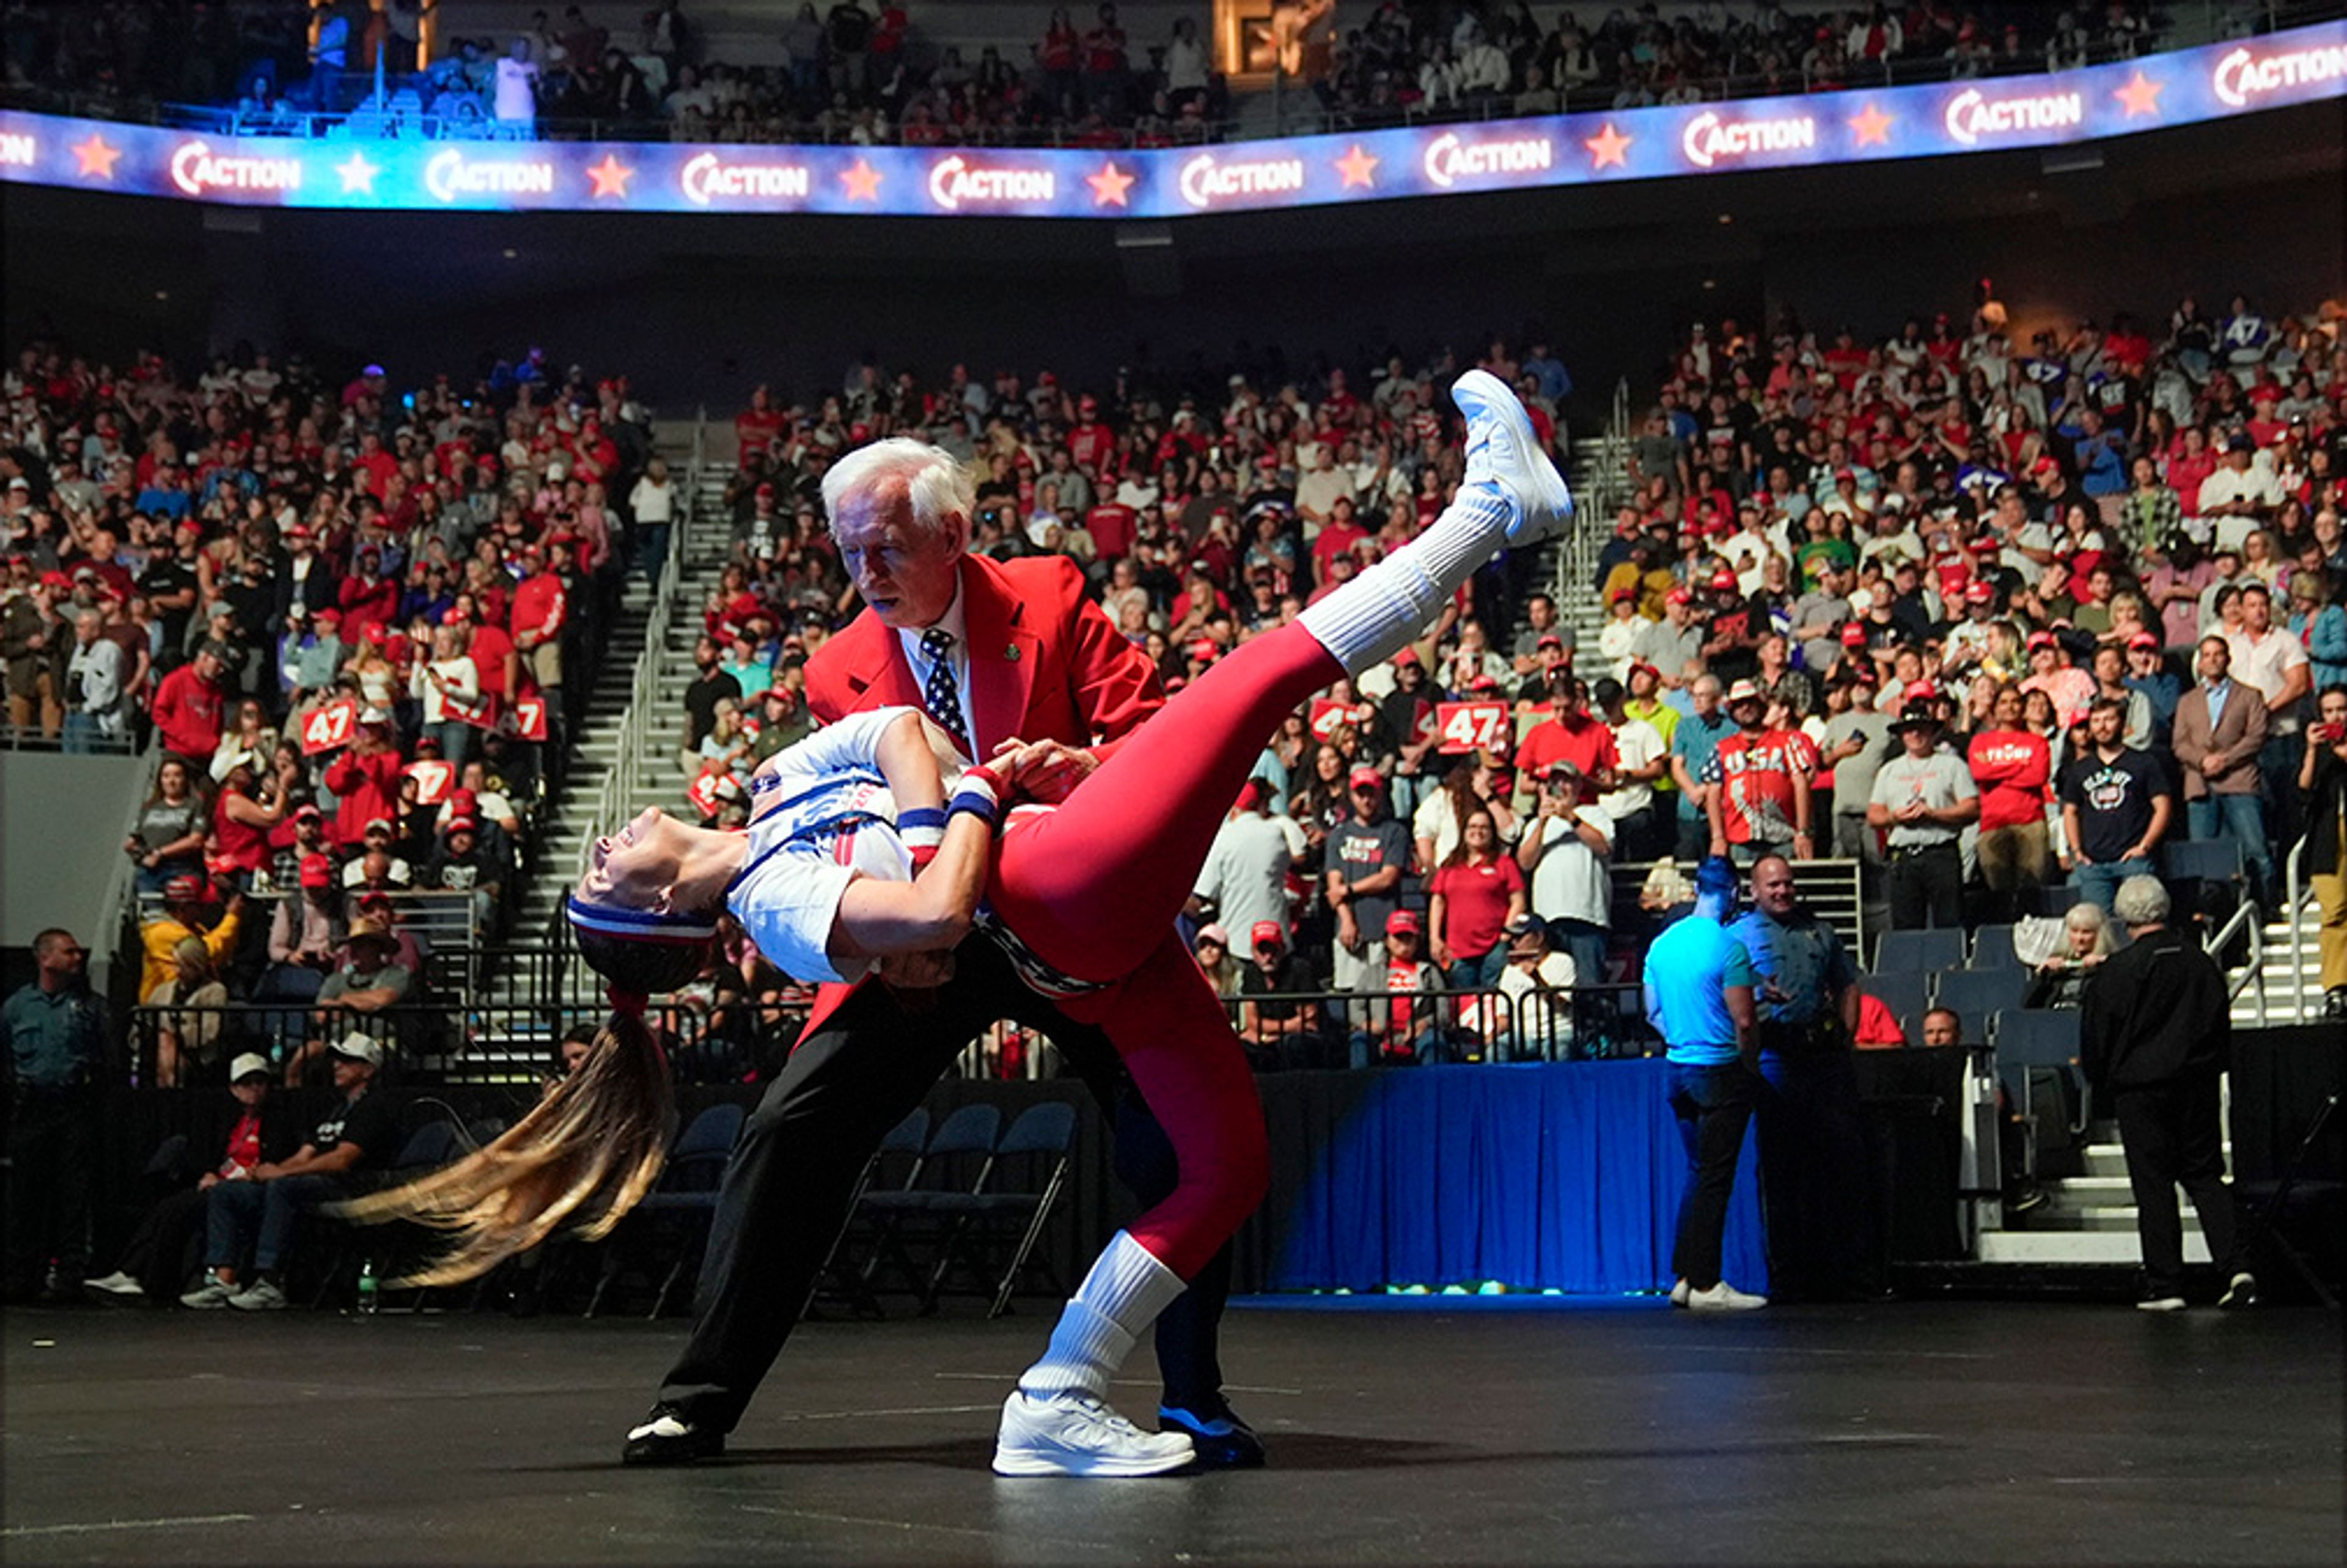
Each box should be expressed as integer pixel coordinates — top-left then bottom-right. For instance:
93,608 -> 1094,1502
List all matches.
820,438 -> 974,544
2062,899 -> 2117,956
2112,874 -> 2171,928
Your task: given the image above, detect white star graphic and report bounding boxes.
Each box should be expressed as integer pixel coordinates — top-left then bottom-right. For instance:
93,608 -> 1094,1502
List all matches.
335,150 -> 382,195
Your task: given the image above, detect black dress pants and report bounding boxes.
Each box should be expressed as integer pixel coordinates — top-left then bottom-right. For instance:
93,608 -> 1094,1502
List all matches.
1668,1061 -> 1761,1291
2,1094 -> 95,1294
2112,1073 -> 2241,1297
1887,842 -> 1964,930
658,934 -> 1235,1434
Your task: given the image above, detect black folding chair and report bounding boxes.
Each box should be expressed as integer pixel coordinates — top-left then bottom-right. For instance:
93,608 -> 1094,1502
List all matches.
1876,928 -> 1966,973
1993,1009 -> 2087,1184
1934,966 -> 2027,1024
312,1119 -> 463,1309
906,1101 -> 1080,1318
857,1104 -> 1000,1305
588,1101 -> 745,1319
1969,923 -> 2017,971
809,1106 -> 930,1319
1863,972 -> 1930,1042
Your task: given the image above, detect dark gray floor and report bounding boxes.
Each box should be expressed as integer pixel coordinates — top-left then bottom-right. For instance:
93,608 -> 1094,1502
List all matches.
2,1297 -> 2339,1566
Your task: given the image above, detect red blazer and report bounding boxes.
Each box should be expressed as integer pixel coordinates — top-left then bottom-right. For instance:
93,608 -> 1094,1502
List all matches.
796,552 -> 1164,1036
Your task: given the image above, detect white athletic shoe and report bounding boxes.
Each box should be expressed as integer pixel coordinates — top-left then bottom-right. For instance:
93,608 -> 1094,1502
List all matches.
1452,368 -> 1574,546
227,1278 -> 288,1311
180,1278 -> 237,1310
83,1271 -> 144,1299
1685,1281 -> 1768,1312
1669,1277 -> 1691,1308
992,1390 -> 1196,1478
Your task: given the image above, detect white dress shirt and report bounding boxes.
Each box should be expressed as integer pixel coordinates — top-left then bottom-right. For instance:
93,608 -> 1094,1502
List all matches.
896,581 -> 975,756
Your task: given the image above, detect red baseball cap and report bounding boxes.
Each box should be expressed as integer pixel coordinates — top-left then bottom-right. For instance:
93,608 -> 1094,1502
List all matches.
298,852 -> 333,890
1964,581 -> 1994,603
1709,570 -> 1738,591
1840,623 -> 1868,647
1666,587 -> 1693,606
1385,909 -> 1422,936
1251,920 -> 1286,950
163,874 -> 205,902
2127,631 -> 2161,651
2027,629 -> 2058,651
1350,765 -> 1384,789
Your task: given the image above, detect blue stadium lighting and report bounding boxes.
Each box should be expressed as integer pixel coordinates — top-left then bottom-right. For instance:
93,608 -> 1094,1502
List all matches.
1,21 -> 2339,218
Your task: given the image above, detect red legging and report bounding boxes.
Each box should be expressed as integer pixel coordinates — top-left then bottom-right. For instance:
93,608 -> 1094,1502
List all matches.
983,620 -> 1342,1277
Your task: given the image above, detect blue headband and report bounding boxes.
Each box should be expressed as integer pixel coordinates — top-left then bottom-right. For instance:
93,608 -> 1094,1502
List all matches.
566,893 -> 718,943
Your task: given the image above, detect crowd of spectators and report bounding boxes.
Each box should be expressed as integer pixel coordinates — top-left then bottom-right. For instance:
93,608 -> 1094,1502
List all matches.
2,332 -> 654,1080
1,1 -> 2269,147
674,279 -> 2347,1072
1582,287 -> 2341,956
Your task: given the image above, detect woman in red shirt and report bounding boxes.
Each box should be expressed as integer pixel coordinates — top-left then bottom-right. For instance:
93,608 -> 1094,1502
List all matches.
1427,806 -> 1527,990
211,755 -> 285,888
1967,683 -> 2053,918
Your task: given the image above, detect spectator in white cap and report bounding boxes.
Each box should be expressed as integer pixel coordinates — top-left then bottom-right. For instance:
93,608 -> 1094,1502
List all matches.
86,1054 -> 292,1305
182,1033 -> 398,1311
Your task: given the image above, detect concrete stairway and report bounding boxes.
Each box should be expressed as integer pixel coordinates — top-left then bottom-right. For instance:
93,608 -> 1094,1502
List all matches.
509,464 -> 734,945
1977,1121 -> 2219,1267
2228,884 -> 2329,1027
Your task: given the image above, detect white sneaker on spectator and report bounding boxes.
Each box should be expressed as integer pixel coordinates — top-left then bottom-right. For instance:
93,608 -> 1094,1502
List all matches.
1669,1277 -> 1691,1308
2136,1294 -> 2188,1313
1686,1281 -> 1768,1311
1451,369 -> 1574,547
84,1271 -> 144,1298
180,1279 -> 236,1310
993,1391 -> 1196,1478
2217,1272 -> 2257,1310
227,1279 -> 288,1311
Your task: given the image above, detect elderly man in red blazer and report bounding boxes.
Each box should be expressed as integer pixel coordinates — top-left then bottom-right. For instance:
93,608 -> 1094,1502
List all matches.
626,438 -> 1265,1472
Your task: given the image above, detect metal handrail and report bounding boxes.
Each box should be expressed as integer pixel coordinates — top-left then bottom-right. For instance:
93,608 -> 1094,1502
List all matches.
2211,895 -> 2266,1010
576,406 -> 702,887
1551,374 -> 1633,617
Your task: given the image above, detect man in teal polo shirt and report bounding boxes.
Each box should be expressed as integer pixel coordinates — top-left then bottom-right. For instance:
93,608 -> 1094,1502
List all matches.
1643,859 -> 1765,1311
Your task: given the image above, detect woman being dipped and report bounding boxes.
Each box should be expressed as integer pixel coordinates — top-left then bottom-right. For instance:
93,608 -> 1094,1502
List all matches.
348,370 -> 1571,1478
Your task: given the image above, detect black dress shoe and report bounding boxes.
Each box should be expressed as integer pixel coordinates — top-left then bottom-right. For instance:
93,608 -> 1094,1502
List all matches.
1159,1404 -> 1266,1470
622,1405 -> 725,1465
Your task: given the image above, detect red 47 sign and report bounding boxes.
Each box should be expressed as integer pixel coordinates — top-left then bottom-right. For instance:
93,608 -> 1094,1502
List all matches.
1308,698 -> 1370,741
1433,700 -> 1508,755
405,759 -> 453,805
299,698 -> 358,756
510,695 -> 549,741
685,768 -> 725,820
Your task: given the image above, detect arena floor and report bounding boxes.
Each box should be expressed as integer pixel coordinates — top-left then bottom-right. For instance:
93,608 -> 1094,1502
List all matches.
3,1296 -> 2338,1566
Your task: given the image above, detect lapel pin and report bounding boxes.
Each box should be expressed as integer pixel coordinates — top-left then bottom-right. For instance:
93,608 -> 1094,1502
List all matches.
1004,643 -> 1020,662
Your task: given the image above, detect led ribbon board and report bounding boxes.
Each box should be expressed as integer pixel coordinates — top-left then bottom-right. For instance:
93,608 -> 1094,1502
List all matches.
2,21 -> 2340,218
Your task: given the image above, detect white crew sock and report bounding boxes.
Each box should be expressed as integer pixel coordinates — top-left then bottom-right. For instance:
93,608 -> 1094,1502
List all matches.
1298,484 -> 1515,673
1017,1230 -> 1186,1400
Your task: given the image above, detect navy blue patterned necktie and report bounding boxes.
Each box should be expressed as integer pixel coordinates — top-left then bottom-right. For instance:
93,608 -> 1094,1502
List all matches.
920,626 -> 969,752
